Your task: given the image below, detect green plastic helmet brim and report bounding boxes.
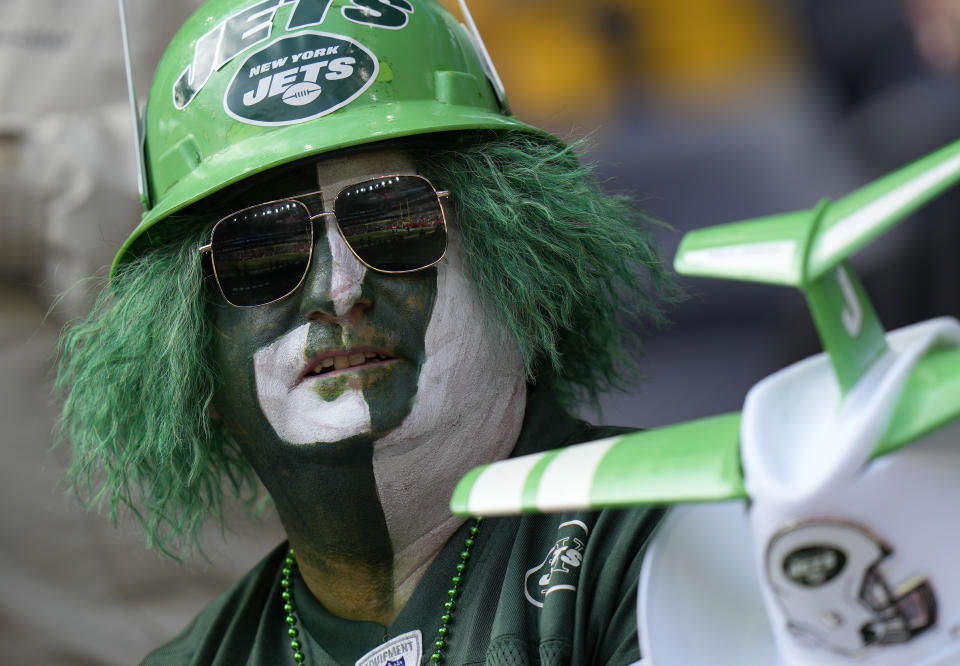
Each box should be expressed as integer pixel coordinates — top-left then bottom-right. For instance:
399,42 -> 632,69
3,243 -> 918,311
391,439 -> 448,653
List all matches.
113,103 -> 540,274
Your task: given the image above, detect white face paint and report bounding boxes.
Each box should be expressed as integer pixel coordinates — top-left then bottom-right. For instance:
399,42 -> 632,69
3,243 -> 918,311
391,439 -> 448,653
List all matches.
253,321 -> 373,444
373,230 -> 527,585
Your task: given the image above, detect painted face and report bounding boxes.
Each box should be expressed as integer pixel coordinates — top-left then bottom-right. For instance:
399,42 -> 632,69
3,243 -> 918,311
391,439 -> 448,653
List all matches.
208,149 -> 527,587
209,151 -> 437,448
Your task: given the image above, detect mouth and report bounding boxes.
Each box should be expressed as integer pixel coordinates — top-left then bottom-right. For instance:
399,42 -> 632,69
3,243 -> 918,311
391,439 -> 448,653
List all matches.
296,347 -> 399,384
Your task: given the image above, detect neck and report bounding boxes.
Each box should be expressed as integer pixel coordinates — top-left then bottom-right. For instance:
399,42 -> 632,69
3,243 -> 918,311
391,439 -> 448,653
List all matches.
288,512 -> 462,625
260,437 -> 467,625
289,536 -> 398,625
256,362 -> 527,624
259,438 -> 397,624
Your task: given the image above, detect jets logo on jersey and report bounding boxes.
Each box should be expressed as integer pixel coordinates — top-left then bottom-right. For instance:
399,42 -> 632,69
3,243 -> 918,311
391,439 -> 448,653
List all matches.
524,520 -> 589,608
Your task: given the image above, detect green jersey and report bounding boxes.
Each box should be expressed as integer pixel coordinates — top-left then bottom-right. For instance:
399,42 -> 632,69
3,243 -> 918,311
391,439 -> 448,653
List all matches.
143,391 -> 662,665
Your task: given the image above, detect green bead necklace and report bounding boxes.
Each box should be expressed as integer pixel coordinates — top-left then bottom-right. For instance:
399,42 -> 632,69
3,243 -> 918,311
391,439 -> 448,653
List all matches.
281,517 -> 483,665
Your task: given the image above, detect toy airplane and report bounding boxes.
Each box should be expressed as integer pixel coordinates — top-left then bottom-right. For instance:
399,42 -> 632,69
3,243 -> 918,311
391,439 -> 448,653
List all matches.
451,139 -> 960,666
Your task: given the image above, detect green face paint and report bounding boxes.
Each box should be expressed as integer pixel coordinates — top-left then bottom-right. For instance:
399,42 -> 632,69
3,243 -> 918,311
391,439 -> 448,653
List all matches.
314,373 -> 348,402
208,150 -> 438,460
348,272 -> 435,434
210,231 -> 436,450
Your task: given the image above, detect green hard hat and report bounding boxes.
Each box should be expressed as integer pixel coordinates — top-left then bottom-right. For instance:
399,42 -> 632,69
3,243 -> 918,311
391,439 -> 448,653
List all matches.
114,0 -> 541,271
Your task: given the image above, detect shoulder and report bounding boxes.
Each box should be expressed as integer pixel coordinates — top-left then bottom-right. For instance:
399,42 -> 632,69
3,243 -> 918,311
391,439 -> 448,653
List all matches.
474,504 -> 660,665
141,543 -> 288,666
476,411 -> 660,665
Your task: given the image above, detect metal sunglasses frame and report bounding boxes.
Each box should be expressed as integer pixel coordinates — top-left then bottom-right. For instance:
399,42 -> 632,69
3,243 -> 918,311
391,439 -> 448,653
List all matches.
198,174 -> 450,308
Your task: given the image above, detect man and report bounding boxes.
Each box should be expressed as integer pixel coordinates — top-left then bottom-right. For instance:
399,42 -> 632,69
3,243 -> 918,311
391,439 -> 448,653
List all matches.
57,1 -> 675,663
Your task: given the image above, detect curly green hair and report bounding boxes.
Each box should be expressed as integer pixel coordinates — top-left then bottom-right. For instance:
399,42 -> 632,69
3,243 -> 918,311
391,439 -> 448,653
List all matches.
56,131 -> 677,556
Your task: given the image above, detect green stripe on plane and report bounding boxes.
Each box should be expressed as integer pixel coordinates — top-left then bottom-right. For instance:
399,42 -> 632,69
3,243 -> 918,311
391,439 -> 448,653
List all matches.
450,412 -> 745,517
809,139 -> 960,280
590,412 -> 745,507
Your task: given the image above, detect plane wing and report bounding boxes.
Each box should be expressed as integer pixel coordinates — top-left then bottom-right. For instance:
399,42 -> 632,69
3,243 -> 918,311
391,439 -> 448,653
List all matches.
674,138 -> 960,395
808,139 -> 960,280
676,138 -> 960,287
450,412 -> 745,516
674,208 -> 817,286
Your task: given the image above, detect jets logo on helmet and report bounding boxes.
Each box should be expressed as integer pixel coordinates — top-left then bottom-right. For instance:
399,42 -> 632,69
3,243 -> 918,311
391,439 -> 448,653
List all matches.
224,32 -> 378,126
782,546 -> 846,587
172,0 -> 412,110
766,521 -> 936,657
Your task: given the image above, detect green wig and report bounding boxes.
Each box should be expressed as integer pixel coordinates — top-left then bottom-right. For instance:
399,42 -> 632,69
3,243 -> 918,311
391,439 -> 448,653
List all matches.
57,131 -> 677,555
412,133 -> 676,406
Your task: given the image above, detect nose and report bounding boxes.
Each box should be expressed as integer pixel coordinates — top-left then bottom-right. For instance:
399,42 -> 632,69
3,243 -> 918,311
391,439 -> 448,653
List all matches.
298,223 -> 369,322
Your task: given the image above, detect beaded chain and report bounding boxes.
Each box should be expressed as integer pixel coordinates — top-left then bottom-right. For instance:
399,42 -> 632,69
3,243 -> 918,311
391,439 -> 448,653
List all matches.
281,517 -> 483,665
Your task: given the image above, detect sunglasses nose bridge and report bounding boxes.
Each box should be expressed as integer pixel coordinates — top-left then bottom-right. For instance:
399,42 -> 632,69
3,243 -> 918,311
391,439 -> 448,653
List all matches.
297,217 -> 368,320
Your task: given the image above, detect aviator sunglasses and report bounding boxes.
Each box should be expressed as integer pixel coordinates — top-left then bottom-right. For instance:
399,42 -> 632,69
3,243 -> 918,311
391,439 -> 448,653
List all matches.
199,174 -> 449,307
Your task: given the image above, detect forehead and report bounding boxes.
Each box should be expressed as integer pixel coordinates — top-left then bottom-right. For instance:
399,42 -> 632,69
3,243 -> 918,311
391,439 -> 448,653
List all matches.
316,150 -> 415,209
206,148 -> 416,217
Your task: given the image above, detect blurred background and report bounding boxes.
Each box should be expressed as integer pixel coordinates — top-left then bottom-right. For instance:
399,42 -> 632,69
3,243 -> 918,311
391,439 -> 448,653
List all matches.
3,0 -> 960,663
455,0 -> 960,428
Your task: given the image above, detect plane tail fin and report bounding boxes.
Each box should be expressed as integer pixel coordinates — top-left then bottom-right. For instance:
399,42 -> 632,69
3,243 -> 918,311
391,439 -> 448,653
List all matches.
674,139 -> 960,393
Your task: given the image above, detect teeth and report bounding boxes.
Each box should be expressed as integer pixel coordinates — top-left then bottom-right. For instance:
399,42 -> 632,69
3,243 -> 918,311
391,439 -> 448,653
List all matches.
309,351 -> 392,376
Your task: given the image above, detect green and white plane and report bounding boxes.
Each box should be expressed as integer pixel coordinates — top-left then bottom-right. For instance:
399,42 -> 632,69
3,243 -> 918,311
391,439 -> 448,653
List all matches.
452,139 -> 960,666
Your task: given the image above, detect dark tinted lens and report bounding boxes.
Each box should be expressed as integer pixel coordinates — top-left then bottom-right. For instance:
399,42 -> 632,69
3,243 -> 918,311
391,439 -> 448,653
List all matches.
334,175 -> 446,272
211,200 -> 312,306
